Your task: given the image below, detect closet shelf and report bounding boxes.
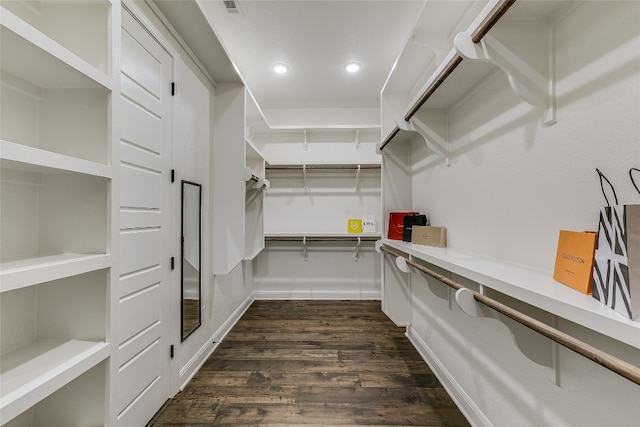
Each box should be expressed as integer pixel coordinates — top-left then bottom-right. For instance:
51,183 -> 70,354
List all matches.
267,163 -> 380,170
244,246 -> 265,261
0,340 -> 110,424
0,253 -> 110,293
382,239 -> 640,349
244,166 -> 269,189
0,141 -> 112,179
0,7 -> 111,90
266,233 -> 381,241
378,0 -> 565,152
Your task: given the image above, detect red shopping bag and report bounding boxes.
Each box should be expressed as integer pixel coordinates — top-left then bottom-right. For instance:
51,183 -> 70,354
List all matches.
387,212 -> 416,240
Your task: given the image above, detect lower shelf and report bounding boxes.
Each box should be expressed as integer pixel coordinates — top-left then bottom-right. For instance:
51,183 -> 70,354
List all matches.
0,339 -> 109,424
382,239 -> 640,349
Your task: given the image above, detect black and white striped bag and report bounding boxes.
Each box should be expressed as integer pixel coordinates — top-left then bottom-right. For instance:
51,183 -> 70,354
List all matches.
592,168 -> 640,320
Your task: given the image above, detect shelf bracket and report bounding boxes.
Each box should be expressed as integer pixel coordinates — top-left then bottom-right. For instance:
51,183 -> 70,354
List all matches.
302,236 -> 308,262
396,115 -> 450,166
395,255 -> 413,273
244,167 -> 270,190
355,236 -> 361,261
454,30 -> 556,126
412,32 -> 449,65
354,164 -> 361,192
302,164 -> 308,193
455,288 -> 555,373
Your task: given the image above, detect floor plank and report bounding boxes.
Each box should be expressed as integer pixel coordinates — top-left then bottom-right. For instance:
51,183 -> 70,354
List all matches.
148,300 -> 470,426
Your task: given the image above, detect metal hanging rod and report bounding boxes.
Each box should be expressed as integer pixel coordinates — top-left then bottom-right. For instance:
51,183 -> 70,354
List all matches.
379,0 -> 517,152
379,245 -> 640,385
266,164 -> 381,170
266,235 -> 380,242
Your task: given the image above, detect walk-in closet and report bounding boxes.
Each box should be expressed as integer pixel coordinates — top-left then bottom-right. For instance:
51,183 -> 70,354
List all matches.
0,0 -> 638,426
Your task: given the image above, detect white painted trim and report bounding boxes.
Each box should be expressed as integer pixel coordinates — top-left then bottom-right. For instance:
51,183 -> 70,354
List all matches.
253,290 -> 381,300
178,292 -> 255,390
122,1 -> 179,60
143,0 -> 217,88
178,340 -> 217,390
406,326 -> 491,427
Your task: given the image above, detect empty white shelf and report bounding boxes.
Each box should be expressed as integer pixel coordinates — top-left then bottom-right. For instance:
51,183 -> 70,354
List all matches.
0,141 -> 112,179
0,7 -> 111,90
0,339 -> 110,424
382,238 -> 640,349
0,253 -> 110,293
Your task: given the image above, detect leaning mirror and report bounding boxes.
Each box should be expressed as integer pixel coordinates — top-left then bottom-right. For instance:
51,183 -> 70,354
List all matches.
181,180 -> 202,340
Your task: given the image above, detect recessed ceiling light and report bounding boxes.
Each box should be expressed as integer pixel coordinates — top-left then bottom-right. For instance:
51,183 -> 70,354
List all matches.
345,62 -> 361,73
273,63 -> 289,74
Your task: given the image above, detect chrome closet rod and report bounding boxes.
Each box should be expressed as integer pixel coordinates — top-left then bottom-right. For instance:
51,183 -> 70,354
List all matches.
266,164 -> 380,170
379,0 -> 517,152
379,245 -> 640,385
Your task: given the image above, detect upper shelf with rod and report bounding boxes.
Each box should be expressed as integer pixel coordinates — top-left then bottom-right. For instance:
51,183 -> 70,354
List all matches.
266,163 -> 381,194
378,0 -> 567,154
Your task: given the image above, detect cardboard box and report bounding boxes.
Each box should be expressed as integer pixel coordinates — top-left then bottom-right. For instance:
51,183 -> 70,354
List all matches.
411,226 -> 447,247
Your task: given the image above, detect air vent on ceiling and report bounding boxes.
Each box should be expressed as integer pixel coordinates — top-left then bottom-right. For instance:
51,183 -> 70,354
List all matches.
223,0 -> 239,13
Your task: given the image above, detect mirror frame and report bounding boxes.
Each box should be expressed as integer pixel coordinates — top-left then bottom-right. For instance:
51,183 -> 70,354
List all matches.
181,180 -> 202,341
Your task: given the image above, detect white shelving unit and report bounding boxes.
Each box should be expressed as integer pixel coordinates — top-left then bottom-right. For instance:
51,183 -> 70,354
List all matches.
244,139 -> 269,260
212,84 -> 246,275
375,3 -> 640,423
0,1 -> 115,425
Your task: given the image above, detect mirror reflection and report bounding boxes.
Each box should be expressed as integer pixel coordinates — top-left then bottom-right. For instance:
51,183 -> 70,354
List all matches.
181,180 -> 201,340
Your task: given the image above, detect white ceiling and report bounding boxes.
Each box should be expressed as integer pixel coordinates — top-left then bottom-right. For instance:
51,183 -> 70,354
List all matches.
192,0 -> 424,128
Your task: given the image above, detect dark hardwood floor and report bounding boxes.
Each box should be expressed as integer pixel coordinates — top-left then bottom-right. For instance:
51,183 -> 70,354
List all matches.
148,300 -> 470,426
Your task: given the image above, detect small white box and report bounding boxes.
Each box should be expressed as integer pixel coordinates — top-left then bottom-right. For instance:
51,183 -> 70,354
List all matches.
362,215 -> 377,233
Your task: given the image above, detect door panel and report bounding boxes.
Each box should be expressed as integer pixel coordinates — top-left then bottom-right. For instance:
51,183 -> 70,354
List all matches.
116,8 -> 172,426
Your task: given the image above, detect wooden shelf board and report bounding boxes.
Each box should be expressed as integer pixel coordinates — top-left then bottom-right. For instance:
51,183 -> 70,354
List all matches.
0,253 -> 110,293
382,239 -> 640,349
0,141 -> 111,179
0,340 -> 109,424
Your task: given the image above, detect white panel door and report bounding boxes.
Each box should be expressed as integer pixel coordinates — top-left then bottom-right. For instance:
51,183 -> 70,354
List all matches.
116,9 -> 172,426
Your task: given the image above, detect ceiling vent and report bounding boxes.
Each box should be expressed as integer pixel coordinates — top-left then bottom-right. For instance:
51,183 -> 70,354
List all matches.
223,0 -> 239,13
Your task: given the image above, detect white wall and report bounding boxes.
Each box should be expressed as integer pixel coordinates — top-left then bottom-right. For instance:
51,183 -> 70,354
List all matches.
397,2 -> 640,425
253,242 -> 381,299
255,137 -> 382,300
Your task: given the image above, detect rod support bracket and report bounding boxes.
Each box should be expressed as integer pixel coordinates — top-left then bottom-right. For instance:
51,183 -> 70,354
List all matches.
395,256 -> 413,273
454,29 -> 556,126
396,116 -> 450,166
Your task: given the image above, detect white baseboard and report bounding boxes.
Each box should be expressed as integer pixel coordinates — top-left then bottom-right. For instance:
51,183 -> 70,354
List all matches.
406,326 -> 491,427
253,289 -> 381,300
178,292 -> 256,390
